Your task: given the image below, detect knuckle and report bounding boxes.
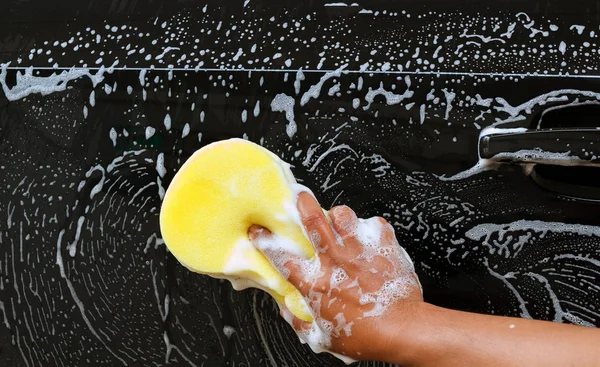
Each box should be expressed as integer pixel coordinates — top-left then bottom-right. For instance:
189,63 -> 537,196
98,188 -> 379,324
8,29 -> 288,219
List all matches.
332,209 -> 357,234
375,216 -> 388,224
376,216 -> 394,230
308,229 -> 322,247
304,212 -> 326,229
287,271 -> 303,288
330,205 -> 350,216
314,275 -> 331,292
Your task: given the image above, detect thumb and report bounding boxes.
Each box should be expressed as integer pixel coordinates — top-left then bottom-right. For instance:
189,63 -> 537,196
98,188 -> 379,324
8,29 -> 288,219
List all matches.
248,225 -> 311,294
248,224 -> 272,242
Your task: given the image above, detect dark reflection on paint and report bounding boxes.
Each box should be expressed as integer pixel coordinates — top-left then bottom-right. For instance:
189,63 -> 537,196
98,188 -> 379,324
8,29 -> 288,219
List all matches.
1,1 -> 600,366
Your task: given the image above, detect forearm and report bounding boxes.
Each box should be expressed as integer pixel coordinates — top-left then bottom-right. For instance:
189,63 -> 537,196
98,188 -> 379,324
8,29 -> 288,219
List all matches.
391,303 -> 600,367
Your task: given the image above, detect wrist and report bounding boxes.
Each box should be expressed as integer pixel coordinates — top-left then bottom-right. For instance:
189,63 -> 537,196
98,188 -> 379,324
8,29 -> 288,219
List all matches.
383,302 -> 452,366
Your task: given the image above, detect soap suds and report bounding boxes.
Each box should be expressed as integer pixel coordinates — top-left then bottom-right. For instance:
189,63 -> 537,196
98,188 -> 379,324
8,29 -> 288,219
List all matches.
253,186 -> 419,363
300,64 -> 347,106
271,93 -> 297,138
6,7 -> 600,366
145,126 -> 156,139
0,63 -> 111,101
363,82 -> 414,110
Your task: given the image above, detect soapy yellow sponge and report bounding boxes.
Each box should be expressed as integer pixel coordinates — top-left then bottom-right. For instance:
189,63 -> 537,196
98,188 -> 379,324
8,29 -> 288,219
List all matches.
160,138 -> 315,321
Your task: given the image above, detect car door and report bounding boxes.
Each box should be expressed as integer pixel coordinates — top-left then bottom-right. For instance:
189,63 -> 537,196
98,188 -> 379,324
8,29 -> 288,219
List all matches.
1,0 -> 599,366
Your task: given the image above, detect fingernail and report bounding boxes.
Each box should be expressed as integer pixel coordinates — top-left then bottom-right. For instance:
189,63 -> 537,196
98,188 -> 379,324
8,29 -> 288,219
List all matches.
248,225 -> 264,240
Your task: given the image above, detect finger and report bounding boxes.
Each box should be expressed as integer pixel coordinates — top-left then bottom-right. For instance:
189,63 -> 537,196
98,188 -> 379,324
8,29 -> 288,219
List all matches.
297,192 -> 337,257
279,304 -> 312,332
248,225 -> 311,293
328,206 -> 365,262
292,316 -> 312,331
357,217 -> 397,266
248,224 -> 272,241
329,205 -> 359,240
376,217 -> 398,245
373,218 -> 409,270
285,261 -> 313,295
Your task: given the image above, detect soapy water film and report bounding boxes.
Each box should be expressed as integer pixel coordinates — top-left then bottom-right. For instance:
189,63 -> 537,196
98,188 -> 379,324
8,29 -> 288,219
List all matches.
1,2 -> 600,366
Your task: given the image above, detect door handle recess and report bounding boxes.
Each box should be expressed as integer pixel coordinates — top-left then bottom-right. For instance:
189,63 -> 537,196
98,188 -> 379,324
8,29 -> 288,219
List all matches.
479,128 -> 600,202
479,128 -> 600,166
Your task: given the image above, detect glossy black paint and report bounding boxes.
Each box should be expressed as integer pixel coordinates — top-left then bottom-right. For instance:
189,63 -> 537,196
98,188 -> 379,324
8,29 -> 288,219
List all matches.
1,1 -> 600,366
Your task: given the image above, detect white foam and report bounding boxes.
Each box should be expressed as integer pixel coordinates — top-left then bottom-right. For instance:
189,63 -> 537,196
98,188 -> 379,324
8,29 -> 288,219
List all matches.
363,82 -> 414,110
56,230 -> 127,364
79,164 -> 106,199
491,148 -> 596,167
145,126 -> 156,139
163,114 -> 172,130
156,153 -> 166,178
330,267 -> 349,289
300,64 -> 347,106
181,123 -> 190,138
355,217 -> 383,249
466,219 -> 600,242
333,313 -> 354,337
438,127 -> 527,181
253,231 -> 307,260
348,218 -> 420,317
442,88 -> 456,120
294,69 -> 305,95
109,128 -> 117,146
138,69 -> 147,86
223,325 -> 236,339
0,63 -> 110,101
270,93 -> 297,138
438,159 -> 499,181
253,100 -> 260,117
570,24 -> 585,35
67,216 -> 85,257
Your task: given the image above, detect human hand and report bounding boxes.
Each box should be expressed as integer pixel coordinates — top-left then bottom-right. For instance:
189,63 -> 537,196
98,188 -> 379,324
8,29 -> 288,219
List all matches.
248,191 -> 423,361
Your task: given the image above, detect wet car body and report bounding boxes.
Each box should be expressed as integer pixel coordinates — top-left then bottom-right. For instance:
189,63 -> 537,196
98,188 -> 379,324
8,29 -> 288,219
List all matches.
1,0 -> 599,365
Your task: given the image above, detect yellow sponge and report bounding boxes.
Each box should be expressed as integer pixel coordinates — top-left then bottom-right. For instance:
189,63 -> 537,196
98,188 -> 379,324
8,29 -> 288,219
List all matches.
160,138 -> 315,321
